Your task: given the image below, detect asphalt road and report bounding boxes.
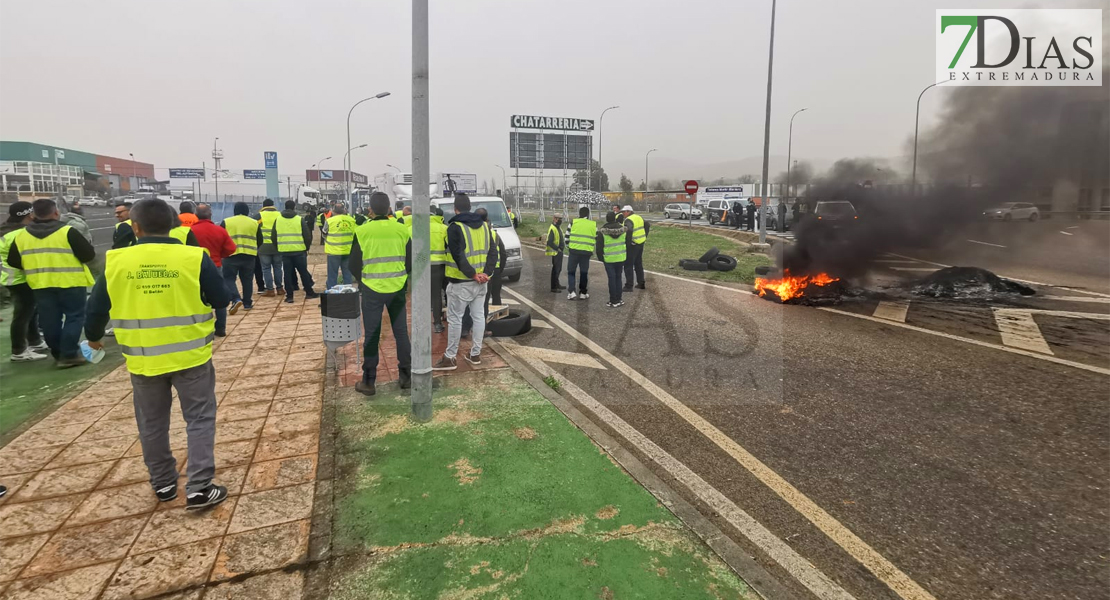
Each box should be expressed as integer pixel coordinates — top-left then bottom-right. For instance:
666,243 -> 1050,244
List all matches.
70,205 -> 120,252
498,244 -> 1109,600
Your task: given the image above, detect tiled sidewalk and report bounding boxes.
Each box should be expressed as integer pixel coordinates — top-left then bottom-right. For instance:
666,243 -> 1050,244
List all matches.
0,264 -> 330,600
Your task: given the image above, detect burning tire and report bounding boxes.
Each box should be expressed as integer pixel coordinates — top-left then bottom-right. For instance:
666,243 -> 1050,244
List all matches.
679,259 -> 709,271
708,255 -> 738,272
698,247 -> 720,263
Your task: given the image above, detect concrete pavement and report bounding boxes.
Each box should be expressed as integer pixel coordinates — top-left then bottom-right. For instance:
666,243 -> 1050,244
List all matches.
495,244 -> 1109,600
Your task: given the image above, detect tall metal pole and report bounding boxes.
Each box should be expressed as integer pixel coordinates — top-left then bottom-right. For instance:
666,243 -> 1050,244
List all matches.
784,107 -> 806,233
757,0 -> 777,244
212,139 -> 220,203
494,164 -> 506,199
315,156 -> 332,201
912,81 -> 942,198
346,92 -> 391,212
411,0 -> 433,422
598,106 -> 619,191
644,149 -> 657,198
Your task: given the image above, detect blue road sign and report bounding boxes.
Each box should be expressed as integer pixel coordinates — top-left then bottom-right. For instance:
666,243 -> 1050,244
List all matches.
264,152 -> 278,169
243,170 -> 266,180
169,168 -> 205,179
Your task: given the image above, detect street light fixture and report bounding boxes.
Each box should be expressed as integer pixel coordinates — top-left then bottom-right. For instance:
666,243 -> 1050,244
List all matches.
911,80 -> 947,197
645,148 -> 657,199
346,91 -> 391,209
344,144 -> 369,209
598,106 -> 619,191
493,164 -> 507,207
783,107 -> 807,233
386,163 -> 402,173
313,156 -> 332,196
129,153 -> 136,195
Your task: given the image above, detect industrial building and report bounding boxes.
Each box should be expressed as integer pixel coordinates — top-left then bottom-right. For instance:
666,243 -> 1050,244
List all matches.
0,140 -> 155,200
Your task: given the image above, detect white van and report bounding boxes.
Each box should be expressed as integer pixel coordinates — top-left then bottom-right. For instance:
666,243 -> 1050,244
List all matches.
430,195 -> 522,282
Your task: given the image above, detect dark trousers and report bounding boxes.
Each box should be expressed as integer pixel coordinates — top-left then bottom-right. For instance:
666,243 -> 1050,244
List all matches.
6,283 -> 42,354
747,212 -> 755,231
360,284 -> 412,383
623,243 -> 645,287
223,254 -> 255,309
567,252 -> 590,294
431,265 -> 445,324
253,255 -> 265,290
549,253 -> 563,290
33,286 -> 86,360
281,253 -> 315,299
605,262 -> 624,304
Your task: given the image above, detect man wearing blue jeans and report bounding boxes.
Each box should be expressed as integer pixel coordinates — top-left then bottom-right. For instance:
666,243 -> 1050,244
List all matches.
5,199 -> 96,367
221,202 -> 263,312
256,199 -> 284,296
322,203 -> 357,289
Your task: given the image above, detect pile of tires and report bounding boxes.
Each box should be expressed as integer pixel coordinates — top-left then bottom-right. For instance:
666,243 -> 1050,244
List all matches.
678,246 -> 738,272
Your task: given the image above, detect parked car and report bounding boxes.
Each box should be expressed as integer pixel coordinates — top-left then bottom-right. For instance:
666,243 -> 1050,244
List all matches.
984,202 -> 1039,221
79,196 -> 106,207
704,199 -> 737,226
762,197 -> 793,231
662,203 -> 702,220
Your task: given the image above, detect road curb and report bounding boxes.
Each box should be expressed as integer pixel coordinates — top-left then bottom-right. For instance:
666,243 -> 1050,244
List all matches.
487,338 -> 799,600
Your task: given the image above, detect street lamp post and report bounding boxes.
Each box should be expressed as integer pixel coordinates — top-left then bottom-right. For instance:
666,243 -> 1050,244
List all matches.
211,138 -> 221,203
783,107 -> 807,233
912,81 -> 945,197
598,106 -> 619,190
645,148 -> 657,214
346,92 -> 391,210
344,144 -> 369,211
494,164 -> 508,208
313,156 -> 332,200
386,163 -> 401,173
129,153 -> 137,195
411,0 -> 433,420
757,0 -> 778,245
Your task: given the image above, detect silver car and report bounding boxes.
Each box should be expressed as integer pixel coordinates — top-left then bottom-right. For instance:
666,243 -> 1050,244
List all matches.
984,202 -> 1039,221
663,203 -> 702,220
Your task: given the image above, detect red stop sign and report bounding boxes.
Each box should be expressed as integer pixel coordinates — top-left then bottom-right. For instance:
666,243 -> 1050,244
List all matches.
684,180 -> 699,195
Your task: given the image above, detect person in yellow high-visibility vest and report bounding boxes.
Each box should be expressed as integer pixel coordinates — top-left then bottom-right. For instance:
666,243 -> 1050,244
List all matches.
0,202 -> 49,361
429,207 -> 449,333
621,205 -> 650,291
85,197 -> 230,511
221,202 -> 262,312
112,201 -> 136,248
347,192 -> 412,396
6,198 -> 97,367
596,211 -> 628,307
256,199 -> 284,296
565,206 -> 596,301
270,200 -> 318,303
323,203 -> 357,289
545,214 -> 565,293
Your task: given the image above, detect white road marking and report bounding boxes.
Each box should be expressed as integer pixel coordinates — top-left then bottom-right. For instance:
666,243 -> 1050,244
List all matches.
90,226 -> 117,232
872,301 -> 909,323
504,344 -> 606,369
501,299 -> 519,305
966,239 -> 1007,248
884,252 -> 1110,298
872,259 -> 922,264
1040,296 -> 1110,304
1059,231 -> 1074,236
1012,309 -> 1110,320
889,267 -> 938,272
820,307 -> 1110,376
519,353 -> 856,600
993,309 -> 1052,354
504,286 -> 939,600
1066,226 -> 1079,229
530,319 -> 553,328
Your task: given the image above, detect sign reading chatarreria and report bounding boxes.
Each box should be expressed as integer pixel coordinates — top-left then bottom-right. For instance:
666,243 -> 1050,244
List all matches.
511,115 -> 595,131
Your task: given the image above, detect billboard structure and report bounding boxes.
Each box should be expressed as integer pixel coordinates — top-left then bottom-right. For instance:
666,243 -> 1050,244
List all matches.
508,114 -> 594,214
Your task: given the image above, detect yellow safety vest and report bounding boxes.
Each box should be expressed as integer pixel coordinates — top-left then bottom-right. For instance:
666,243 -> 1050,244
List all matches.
0,228 -> 26,286
626,213 -> 647,245
491,229 -> 503,270
567,218 -> 596,253
16,226 -> 93,290
169,226 -> 191,244
430,215 -> 448,265
115,219 -> 132,230
224,215 -> 259,257
275,215 -> 306,253
353,219 -> 410,293
602,230 -> 628,263
258,208 -> 280,244
545,224 -> 562,256
445,221 -> 491,279
105,243 -> 214,376
325,214 -> 357,255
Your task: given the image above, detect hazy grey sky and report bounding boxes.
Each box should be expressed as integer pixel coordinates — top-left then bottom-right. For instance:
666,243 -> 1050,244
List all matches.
0,0 -> 1098,185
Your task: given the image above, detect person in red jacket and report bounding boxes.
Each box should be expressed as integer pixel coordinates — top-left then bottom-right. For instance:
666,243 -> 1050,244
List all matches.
191,204 -> 238,336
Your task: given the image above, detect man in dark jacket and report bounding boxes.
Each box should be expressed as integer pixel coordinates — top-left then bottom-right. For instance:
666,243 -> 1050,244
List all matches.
746,200 -> 756,231
270,201 -> 317,303
113,202 -> 136,248
596,211 -> 628,307
1,202 -> 48,361
6,199 -> 97,366
546,215 -> 565,292
461,208 -> 506,334
432,193 -> 497,371
731,201 -> 744,230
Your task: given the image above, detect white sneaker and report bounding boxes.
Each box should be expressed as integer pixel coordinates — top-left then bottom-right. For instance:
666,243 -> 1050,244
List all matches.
103,327 -> 115,336
580,293 -> 589,300
567,292 -> 578,300
11,350 -> 48,362
28,341 -> 48,352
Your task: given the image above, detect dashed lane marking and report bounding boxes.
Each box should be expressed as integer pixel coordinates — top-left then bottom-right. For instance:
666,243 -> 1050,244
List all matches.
889,267 -> 938,272
1040,296 -> 1110,304
504,344 -> 606,369
505,286 -> 940,600
966,239 -> 1007,248
513,348 -> 857,600
530,319 -> 553,328
872,301 -> 909,323
820,307 -> 1110,376
1059,231 -> 1074,236
872,259 -> 922,264
993,309 -> 1052,354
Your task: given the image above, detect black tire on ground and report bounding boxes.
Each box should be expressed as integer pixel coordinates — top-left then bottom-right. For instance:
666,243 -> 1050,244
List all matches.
754,265 -> 773,276
485,309 -> 532,337
680,260 -> 710,272
698,247 -> 720,263
1029,212 -> 1039,222
709,254 -> 738,272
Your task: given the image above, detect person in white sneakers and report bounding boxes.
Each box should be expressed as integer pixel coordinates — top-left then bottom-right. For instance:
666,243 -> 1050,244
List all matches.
1,202 -> 49,361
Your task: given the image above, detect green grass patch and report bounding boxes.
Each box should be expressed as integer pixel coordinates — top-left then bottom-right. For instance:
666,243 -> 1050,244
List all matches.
543,374 -> 561,391
329,369 -> 754,599
0,302 -> 124,444
642,226 -> 771,284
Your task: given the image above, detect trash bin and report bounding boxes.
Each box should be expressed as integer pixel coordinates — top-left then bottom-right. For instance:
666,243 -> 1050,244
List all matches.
320,291 -> 360,371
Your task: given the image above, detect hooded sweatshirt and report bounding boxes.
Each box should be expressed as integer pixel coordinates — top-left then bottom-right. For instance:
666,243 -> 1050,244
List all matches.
6,218 -> 96,270
595,220 -> 628,263
445,211 -> 497,284
269,209 -> 312,252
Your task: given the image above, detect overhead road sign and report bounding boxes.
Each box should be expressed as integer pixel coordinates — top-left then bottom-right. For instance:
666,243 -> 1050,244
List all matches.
243,169 -> 266,180
511,115 -> 594,131
169,168 -> 206,179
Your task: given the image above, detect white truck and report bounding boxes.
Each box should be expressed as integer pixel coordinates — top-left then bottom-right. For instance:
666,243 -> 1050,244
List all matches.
430,195 -> 523,282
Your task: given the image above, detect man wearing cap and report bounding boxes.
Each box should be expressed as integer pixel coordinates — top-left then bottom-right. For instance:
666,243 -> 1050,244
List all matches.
620,205 -> 649,291
0,202 -> 50,361
6,199 -> 97,367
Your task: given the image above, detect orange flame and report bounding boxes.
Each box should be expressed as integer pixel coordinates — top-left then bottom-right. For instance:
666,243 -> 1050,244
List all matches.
754,270 -> 839,302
